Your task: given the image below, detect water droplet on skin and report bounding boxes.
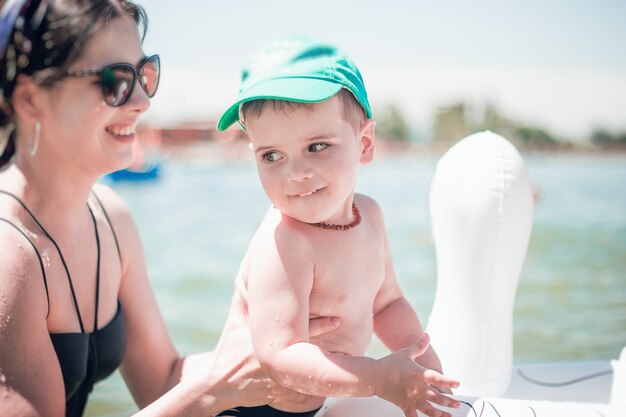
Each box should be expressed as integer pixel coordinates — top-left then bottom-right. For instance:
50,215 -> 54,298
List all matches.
0,374 -> 6,383
0,297 -> 8,328
25,230 -> 38,242
42,251 -> 51,268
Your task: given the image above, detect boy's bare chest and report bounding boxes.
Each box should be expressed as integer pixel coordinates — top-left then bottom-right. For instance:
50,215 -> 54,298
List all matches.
309,236 -> 386,314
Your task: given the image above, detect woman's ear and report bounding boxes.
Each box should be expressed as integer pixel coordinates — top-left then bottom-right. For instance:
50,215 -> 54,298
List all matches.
359,118 -> 376,164
11,74 -> 43,124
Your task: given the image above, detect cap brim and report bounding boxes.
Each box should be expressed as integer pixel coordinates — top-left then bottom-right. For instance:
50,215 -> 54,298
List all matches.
217,78 -> 343,131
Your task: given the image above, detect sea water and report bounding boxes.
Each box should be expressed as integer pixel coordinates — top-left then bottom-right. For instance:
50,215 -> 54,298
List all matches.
85,151 -> 626,416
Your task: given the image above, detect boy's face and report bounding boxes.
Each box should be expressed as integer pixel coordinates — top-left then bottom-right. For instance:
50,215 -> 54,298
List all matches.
246,95 -> 374,225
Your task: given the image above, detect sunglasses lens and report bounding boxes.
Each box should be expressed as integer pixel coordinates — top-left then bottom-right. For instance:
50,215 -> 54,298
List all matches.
140,55 -> 160,98
100,66 -> 134,106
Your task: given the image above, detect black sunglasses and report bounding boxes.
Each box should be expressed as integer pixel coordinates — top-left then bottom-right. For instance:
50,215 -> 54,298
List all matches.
65,54 -> 160,107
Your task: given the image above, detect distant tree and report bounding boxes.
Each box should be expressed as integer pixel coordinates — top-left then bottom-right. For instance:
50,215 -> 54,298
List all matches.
591,129 -> 613,146
591,129 -> 626,147
514,126 -> 557,149
429,101 -> 578,150
432,103 -> 472,143
375,103 -> 411,142
478,103 -> 516,132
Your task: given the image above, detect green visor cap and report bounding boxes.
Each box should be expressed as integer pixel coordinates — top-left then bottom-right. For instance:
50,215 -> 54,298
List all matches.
217,36 -> 372,131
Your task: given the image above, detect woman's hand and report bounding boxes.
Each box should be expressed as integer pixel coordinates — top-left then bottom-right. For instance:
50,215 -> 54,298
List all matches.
195,316 -> 340,412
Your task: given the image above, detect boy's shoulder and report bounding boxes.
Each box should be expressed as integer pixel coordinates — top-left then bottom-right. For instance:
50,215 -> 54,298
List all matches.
354,194 -> 390,238
354,193 -> 384,220
354,193 -> 379,209
253,206 -> 311,244
247,207 -> 316,269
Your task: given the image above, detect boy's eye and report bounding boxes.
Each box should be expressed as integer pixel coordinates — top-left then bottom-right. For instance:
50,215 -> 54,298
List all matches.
309,143 -> 329,152
262,151 -> 283,162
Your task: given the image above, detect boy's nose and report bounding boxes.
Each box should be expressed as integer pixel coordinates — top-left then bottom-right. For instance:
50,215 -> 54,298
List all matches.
286,161 -> 313,182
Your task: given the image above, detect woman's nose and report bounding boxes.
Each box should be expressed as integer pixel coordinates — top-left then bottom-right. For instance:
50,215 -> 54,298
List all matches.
125,79 -> 151,113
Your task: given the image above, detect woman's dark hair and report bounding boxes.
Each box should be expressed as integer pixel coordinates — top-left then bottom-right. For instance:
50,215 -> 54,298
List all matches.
0,0 -> 148,165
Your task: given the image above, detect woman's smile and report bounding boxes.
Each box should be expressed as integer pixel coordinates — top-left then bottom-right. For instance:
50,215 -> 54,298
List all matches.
105,122 -> 138,143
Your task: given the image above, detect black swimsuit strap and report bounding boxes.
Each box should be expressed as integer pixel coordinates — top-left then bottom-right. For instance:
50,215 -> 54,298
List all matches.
87,204 -> 101,331
0,217 -> 50,318
91,191 -> 122,263
0,189 -> 101,334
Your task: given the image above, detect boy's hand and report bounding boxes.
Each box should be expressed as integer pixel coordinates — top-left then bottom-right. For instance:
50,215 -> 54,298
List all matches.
374,334 -> 461,417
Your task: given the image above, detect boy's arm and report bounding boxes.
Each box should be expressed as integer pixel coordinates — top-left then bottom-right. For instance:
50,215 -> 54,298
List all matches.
371,205 -> 446,375
374,296 -> 444,374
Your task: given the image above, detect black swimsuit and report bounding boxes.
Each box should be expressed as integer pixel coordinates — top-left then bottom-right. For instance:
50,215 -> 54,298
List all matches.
0,190 -> 127,417
218,406 -> 322,417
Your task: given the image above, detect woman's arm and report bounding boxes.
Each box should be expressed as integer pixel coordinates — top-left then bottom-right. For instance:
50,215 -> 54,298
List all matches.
94,186 -> 183,406
0,227 -> 66,417
101,186 -> 257,415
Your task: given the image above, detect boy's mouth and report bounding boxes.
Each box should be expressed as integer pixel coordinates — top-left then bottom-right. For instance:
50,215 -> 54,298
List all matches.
295,188 -> 321,197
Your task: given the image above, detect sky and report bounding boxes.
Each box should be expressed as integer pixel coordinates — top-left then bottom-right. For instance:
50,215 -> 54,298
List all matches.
135,0 -> 626,142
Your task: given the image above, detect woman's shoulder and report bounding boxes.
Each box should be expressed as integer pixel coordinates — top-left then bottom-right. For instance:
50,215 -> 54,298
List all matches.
91,184 -> 145,272
92,183 -> 131,215
92,183 -> 137,229
0,220 -> 49,313
0,214 -> 41,267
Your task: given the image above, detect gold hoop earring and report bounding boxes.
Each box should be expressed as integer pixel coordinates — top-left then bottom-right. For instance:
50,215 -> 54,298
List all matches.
28,121 -> 41,157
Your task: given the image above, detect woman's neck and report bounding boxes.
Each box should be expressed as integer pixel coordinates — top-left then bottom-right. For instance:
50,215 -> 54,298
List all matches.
4,155 -> 97,228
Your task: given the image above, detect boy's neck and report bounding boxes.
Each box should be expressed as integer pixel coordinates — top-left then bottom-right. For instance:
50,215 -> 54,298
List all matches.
311,202 -> 361,231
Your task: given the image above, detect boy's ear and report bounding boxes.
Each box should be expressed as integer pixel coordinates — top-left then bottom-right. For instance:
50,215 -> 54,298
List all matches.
359,119 -> 376,164
11,75 -> 43,123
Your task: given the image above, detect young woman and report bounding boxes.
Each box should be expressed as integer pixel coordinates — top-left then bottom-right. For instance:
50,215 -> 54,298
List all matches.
0,1 -> 338,416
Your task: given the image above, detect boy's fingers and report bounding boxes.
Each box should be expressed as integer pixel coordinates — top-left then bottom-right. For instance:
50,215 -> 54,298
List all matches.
428,391 -> 461,409
423,369 -> 460,389
308,316 -> 340,337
